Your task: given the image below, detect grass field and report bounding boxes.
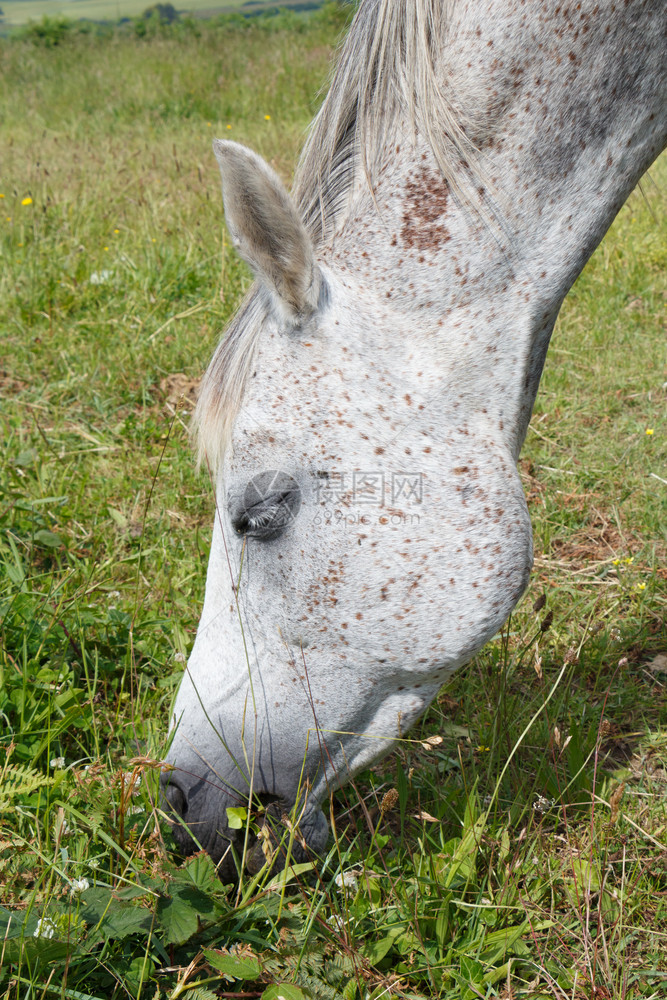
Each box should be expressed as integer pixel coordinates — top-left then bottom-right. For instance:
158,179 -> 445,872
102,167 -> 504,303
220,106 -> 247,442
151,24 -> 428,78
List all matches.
0,12 -> 666,1000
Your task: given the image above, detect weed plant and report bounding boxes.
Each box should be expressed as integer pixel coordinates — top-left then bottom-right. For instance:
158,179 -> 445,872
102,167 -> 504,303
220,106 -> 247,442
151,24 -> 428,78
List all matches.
0,11 -> 665,1000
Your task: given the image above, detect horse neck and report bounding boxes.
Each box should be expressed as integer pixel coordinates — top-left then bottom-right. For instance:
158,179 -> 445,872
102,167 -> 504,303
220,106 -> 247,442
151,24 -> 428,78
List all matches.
321,0 -> 666,459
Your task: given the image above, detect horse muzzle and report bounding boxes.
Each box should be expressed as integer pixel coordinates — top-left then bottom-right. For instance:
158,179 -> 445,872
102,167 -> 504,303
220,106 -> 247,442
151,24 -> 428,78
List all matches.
160,766 -> 328,881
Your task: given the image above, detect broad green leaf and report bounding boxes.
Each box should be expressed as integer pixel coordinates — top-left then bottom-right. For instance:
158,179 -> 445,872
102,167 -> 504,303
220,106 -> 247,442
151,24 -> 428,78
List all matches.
452,955 -> 486,1000
158,884 -> 216,944
157,891 -> 197,944
180,851 -> 222,894
394,929 -> 420,956
365,936 -> 395,964
441,722 -> 471,738
0,905 -> 30,939
23,495 -> 68,507
568,857 -> 601,892
2,936 -> 73,968
226,805 -> 247,829
107,506 -> 128,528
358,875 -> 381,906
265,861 -> 316,890
116,883 -> 153,901
435,903 -> 450,950
82,887 -> 153,941
204,948 -> 262,980
124,955 -> 155,998
34,528 -> 63,548
480,919 -> 531,963
261,985 -> 306,1000
364,925 -> 404,965
13,449 -> 38,467
484,960 -> 515,987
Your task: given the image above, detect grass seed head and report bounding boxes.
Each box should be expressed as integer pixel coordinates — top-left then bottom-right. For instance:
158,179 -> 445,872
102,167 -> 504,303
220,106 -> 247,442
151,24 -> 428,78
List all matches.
540,610 -> 554,632
380,787 -> 399,814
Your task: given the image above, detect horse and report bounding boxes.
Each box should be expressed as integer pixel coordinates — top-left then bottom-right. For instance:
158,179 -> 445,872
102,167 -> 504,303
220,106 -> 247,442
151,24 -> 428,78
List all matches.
161,0 -> 667,877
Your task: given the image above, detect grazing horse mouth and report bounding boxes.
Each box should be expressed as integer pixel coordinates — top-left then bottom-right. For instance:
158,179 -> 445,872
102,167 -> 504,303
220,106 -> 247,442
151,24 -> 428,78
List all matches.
161,773 -> 322,880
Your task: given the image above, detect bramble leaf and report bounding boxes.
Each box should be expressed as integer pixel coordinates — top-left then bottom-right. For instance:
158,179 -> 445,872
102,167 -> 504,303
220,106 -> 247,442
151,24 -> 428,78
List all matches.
204,947 -> 262,980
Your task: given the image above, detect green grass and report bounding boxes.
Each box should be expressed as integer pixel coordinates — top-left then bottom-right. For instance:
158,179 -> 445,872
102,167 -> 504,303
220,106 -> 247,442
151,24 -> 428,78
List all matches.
1,13 -> 666,1000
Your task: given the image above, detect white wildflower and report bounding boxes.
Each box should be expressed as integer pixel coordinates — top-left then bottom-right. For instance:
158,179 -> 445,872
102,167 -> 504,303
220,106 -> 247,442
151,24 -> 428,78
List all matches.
70,878 -> 90,895
334,871 -> 358,892
34,917 -> 57,939
90,270 -> 112,285
174,651 -> 187,663
50,756 -> 65,769
327,914 -> 345,932
533,794 -> 555,814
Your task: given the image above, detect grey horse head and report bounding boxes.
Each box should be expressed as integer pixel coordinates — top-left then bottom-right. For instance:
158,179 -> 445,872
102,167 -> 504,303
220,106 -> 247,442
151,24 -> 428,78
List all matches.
162,0 -> 667,876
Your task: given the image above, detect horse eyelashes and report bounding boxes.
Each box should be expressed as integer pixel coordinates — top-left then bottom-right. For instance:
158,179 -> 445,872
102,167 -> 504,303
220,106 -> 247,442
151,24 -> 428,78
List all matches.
232,496 -> 300,539
230,473 -> 302,539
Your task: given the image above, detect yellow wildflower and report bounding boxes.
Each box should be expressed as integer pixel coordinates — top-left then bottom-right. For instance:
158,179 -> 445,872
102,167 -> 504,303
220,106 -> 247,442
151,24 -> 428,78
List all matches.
477,745 -> 491,753
645,428 -> 654,435
612,559 -> 620,566
22,196 -> 33,206
264,114 -> 271,121
226,124 -> 232,130
636,583 -> 646,591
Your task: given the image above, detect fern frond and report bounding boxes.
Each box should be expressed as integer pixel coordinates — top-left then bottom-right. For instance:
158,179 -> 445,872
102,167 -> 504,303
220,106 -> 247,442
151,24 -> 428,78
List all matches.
0,763 -> 55,812
293,970 -> 341,999
181,989 -> 220,1000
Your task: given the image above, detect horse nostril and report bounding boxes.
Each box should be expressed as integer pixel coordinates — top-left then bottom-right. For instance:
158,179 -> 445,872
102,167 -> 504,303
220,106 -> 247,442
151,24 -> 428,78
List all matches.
161,774 -> 188,818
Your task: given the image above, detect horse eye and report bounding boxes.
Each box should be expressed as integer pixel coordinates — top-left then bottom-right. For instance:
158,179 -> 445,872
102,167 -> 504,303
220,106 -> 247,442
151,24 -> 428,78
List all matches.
230,470 -> 302,540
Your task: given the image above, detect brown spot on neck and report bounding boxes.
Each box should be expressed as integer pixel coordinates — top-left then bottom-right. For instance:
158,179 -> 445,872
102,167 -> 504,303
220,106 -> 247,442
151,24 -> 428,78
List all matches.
401,165 -> 451,251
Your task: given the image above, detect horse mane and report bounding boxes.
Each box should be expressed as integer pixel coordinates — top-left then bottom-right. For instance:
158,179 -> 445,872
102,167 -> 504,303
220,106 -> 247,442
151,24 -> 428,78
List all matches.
196,0 -> 475,472
294,0 -> 475,245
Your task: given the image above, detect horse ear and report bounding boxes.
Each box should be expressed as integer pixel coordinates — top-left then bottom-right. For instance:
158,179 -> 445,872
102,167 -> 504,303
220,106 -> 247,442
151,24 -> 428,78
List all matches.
213,139 -> 319,322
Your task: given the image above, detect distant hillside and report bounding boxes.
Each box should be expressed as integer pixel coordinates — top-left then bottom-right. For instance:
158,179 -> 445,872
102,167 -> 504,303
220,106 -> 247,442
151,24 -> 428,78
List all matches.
0,0 -> 327,30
